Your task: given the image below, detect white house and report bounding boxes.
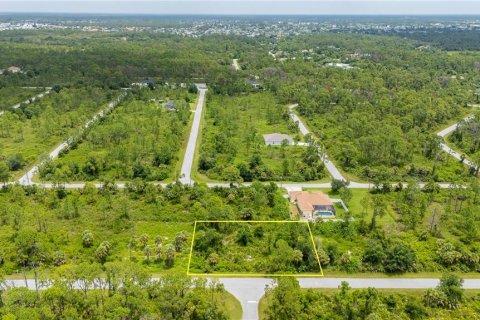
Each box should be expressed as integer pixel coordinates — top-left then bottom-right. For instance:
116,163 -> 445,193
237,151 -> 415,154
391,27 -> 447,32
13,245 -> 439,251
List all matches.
263,133 -> 294,146
7,66 -> 21,73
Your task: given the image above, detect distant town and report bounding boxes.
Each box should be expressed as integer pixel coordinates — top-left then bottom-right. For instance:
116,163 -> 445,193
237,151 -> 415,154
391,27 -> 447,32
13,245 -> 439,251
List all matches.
1,15 -> 480,37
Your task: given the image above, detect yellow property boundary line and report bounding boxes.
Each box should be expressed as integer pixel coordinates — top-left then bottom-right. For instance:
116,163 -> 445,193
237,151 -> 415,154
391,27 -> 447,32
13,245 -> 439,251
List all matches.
187,220 -> 324,277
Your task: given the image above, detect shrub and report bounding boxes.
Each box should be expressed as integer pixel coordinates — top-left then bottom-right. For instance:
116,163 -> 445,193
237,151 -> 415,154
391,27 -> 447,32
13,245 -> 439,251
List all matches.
384,242 -> 416,273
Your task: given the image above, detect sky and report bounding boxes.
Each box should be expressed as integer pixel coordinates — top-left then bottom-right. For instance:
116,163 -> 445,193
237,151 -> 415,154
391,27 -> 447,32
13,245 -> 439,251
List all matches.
0,1 -> 480,15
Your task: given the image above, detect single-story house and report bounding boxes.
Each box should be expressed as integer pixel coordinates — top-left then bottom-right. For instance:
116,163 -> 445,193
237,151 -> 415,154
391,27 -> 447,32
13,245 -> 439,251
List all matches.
289,191 -> 336,220
325,62 -> 354,70
131,79 -> 154,87
7,66 -> 21,73
246,80 -> 262,89
142,79 -> 154,86
263,133 -> 294,146
165,100 -> 177,111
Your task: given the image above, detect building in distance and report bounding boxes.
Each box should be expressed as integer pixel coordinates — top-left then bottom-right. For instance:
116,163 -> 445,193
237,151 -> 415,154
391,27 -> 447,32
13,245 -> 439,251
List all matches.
263,133 -> 294,146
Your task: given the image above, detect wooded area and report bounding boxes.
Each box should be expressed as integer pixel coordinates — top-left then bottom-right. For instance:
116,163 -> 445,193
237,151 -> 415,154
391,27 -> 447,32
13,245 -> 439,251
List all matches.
198,92 -> 326,182
0,87 -> 43,111
0,20 -> 480,319
0,271 -> 240,319
0,87 -> 116,181
261,277 -> 480,320
190,222 -> 320,274
39,86 -> 195,182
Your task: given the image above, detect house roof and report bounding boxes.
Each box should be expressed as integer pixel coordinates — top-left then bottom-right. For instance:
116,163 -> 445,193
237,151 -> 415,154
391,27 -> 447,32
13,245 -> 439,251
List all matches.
263,133 -> 293,144
289,191 -> 333,212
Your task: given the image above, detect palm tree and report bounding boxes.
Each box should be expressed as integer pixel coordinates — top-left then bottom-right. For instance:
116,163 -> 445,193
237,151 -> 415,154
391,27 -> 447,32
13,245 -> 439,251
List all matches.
165,244 -> 175,267
370,196 -> 387,231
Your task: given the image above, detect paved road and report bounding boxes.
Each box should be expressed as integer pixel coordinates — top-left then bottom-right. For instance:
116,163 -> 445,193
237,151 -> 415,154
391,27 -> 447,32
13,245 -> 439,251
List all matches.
220,278 -> 271,320
18,91 -> 129,186
219,277 -> 480,320
6,276 -> 480,320
180,87 -> 207,185
288,104 -> 346,181
0,88 -> 52,117
436,115 -> 477,168
232,59 -> 240,71
11,93 -> 476,190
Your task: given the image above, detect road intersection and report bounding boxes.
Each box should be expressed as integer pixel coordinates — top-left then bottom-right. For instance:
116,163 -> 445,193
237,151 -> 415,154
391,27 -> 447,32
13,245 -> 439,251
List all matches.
4,87 -> 480,319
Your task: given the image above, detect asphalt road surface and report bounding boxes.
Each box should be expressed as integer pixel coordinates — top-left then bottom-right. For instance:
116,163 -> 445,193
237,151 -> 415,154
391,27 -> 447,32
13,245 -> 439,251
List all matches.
288,104 -> 346,181
18,91 -> 128,186
0,88 -> 52,117
180,87 -> 207,185
6,276 -> 480,320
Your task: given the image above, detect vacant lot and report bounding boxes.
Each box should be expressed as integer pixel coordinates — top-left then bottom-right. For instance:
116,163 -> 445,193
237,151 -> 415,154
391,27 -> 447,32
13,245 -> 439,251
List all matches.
0,87 -> 116,180
0,183 -> 288,276
39,86 -> 196,182
189,221 -> 322,275
0,87 -> 44,111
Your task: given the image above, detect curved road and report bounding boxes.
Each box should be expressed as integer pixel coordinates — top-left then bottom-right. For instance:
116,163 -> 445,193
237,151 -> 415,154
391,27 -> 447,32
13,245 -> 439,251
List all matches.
288,104 -> 346,182
437,115 -> 476,167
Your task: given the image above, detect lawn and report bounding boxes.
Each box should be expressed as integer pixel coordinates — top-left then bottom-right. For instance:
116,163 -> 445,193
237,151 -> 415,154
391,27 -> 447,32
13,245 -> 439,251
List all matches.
220,291 -> 243,320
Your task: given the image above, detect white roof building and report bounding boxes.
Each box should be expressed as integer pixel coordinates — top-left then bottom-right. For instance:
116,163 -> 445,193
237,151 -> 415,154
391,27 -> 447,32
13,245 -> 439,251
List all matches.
263,133 -> 294,146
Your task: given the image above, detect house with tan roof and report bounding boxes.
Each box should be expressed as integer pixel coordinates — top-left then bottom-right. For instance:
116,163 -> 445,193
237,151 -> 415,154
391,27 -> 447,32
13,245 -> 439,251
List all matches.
289,191 -> 336,220
7,66 -> 21,73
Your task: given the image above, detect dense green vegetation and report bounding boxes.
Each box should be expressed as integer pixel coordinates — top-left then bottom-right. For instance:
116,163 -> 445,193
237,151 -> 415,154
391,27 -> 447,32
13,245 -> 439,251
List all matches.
0,183 -> 287,275
247,33 -> 480,182
1,18 -> 480,319
449,114 -> 480,174
0,30 -> 240,88
261,276 -> 480,320
189,222 -> 320,274
397,30 -> 480,51
39,86 -> 195,182
0,87 -> 116,181
0,270 -> 241,319
0,87 -> 43,111
198,92 -> 326,182
310,179 -> 480,274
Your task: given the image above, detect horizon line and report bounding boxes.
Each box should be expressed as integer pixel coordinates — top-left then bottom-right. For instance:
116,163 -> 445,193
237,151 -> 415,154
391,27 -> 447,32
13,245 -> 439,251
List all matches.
2,12 -> 480,16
